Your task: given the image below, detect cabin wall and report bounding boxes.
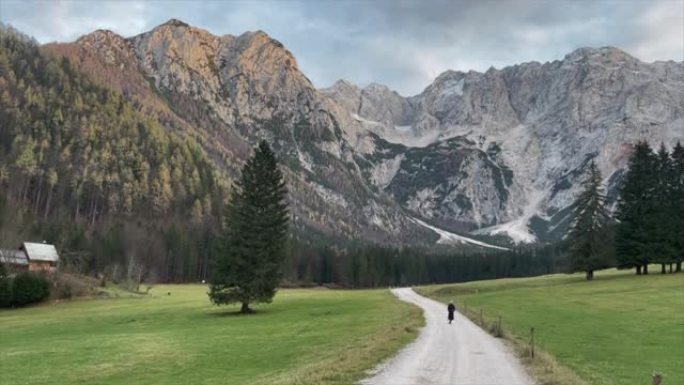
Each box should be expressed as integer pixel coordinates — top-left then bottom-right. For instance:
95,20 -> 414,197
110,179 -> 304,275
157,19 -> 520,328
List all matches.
28,261 -> 55,272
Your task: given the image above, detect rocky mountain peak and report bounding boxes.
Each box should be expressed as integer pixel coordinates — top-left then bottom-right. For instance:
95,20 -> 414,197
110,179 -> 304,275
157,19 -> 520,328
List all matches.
159,18 -> 190,28
563,46 -> 636,64
138,20 -> 300,78
428,70 -> 467,88
74,29 -> 133,66
332,79 -> 358,88
77,29 -> 124,44
240,29 -> 272,42
146,18 -> 207,36
363,82 -> 398,95
128,19 -> 342,145
324,79 -> 360,95
358,82 -> 414,126
320,79 -> 362,114
229,30 -> 302,75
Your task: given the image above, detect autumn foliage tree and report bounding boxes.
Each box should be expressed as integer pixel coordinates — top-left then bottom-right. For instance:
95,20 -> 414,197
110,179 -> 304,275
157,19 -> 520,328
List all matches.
0,26 -> 226,281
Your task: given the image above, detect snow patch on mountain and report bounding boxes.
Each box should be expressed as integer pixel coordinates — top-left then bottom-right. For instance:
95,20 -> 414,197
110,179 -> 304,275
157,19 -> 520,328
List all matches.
353,113 -> 443,148
384,131 -> 442,148
475,218 -> 536,244
352,113 -> 382,126
473,188 -> 546,243
394,125 -> 413,133
298,150 -> 314,172
410,217 -> 509,250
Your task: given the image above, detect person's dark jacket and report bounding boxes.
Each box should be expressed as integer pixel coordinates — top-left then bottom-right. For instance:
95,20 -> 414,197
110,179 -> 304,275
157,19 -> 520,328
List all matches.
447,303 -> 456,320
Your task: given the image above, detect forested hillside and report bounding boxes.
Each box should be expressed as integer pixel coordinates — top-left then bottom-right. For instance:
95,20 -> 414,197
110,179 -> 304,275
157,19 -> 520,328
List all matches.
0,26 -> 226,281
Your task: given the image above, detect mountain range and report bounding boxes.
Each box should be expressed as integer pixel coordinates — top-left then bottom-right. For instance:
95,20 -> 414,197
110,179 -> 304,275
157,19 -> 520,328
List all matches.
29,19 -> 684,247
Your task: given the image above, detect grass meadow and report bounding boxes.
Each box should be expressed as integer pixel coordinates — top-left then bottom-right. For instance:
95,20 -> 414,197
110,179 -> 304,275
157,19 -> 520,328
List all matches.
418,268 -> 684,385
0,285 -> 421,385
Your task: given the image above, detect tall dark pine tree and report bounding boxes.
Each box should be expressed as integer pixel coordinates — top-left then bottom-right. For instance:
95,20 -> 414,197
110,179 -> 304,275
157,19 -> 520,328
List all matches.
209,141 -> 288,313
672,142 -> 684,272
651,144 -> 676,273
567,161 -> 611,280
615,141 -> 656,275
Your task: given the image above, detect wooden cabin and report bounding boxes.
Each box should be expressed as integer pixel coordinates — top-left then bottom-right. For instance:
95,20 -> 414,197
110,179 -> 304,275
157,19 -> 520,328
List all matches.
21,242 -> 59,272
0,242 -> 59,272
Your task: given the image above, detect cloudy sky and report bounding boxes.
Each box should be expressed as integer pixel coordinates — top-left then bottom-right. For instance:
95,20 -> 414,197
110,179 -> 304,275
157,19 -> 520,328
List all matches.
1,0 -> 682,95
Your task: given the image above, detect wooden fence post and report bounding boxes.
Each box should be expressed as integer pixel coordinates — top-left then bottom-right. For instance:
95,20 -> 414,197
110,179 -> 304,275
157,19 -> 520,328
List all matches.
530,327 -> 535,358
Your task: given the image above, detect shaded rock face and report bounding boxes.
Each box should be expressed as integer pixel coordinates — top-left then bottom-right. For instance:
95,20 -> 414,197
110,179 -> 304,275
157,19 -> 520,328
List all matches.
326,47 -> 684,242
48,21 -> 684,245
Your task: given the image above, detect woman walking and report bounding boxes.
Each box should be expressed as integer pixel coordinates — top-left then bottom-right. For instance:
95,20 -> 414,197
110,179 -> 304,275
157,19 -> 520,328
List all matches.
447,302 -> 456,324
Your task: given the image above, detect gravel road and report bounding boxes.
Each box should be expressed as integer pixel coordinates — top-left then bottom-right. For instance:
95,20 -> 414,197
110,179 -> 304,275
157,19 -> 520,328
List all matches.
361,288 -> 534,385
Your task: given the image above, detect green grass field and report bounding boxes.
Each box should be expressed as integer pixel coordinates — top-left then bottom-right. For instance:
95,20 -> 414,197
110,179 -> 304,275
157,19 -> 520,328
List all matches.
0,285 -> 421,385
417,269 -> 684,385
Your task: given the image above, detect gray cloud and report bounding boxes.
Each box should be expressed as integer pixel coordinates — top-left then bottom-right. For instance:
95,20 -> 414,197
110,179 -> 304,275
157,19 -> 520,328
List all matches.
1,0 -> 682,95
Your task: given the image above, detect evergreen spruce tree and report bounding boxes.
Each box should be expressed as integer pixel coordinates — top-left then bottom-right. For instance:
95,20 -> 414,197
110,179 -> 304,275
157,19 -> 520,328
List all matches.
615,141 -> 656,275
671,142 -> 684,272
651,144 -> 676,273
208,141 -> 288,313
567,161 -> 611,280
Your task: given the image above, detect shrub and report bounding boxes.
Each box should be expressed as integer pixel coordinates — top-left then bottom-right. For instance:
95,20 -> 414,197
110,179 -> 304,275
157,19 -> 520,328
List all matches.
56,282 -> 72,299
49,272 -> 96,300
0,277 -> 12,308
11,272 -> 50,307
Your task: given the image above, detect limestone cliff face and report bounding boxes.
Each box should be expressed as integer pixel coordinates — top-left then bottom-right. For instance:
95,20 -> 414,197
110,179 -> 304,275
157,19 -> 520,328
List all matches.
130,21 -> 319,126
46,20 -> 684,245
326,46 -> 684,242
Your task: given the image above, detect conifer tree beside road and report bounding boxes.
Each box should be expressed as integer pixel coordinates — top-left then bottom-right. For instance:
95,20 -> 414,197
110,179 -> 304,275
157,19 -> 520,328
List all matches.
209,141 -> 289,314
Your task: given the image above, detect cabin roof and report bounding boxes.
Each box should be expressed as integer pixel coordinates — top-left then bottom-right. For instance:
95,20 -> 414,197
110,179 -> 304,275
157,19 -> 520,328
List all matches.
0,249 -> 29,265
21,242 -> 59,262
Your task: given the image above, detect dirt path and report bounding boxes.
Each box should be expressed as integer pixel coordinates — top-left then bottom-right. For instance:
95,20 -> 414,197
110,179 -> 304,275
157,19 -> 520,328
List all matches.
361,288 -> 534,385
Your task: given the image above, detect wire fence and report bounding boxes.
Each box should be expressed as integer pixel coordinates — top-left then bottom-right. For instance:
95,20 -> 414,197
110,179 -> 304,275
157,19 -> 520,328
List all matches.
458,301 -> 668,383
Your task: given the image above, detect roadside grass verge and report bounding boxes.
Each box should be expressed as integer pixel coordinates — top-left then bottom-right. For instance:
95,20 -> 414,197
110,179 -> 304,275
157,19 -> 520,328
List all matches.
417,267 -> 683,385
0,285 -> 422,385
